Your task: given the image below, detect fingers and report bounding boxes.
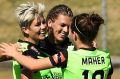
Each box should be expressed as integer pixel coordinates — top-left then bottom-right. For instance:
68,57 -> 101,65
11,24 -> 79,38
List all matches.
0,42 -> 22,57
0,48 -> 6,57
0,43 -> 15,56
92,41 -> 97,48
0,44 -> 6,49
0,44 -> 6,57
0,43 -> 7,54
0,48 -> 5,52
0,43 -> 11,49
14,42 -> 21,48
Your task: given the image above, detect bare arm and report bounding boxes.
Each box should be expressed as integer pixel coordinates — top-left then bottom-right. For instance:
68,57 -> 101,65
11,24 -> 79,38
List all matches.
0,43 -> 54,71
0,43 -> 67,71
0,42 -> 21,62
21,57 -> 34,79
14,53 -> 53,71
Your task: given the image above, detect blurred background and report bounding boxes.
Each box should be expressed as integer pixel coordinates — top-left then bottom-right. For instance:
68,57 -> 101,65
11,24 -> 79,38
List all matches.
0,0 -> 120,79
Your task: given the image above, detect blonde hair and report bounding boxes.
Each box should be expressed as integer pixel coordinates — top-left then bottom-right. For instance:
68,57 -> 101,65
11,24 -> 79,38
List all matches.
16,2 -> 45,27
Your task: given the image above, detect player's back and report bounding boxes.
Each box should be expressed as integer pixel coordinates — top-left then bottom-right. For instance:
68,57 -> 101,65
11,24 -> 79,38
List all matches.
63,48 -> 112,79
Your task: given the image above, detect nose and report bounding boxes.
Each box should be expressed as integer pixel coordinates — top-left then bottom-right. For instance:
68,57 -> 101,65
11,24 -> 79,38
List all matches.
40,23 -> 47,30
63,26 -> 69,33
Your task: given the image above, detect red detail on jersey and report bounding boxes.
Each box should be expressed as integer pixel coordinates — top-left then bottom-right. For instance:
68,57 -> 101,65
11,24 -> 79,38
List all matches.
52,52 -> 66,64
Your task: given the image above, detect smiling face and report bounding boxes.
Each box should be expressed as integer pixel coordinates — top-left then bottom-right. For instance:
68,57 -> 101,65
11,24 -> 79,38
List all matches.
48,14 -> 72,43
23,16 -> 47,44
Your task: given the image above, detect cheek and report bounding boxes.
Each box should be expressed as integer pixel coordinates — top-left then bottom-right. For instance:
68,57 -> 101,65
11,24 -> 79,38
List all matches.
55,29 -> 62,35
70,31 -> 74,38
56,26 -> 62,32
29,30 -> 39,36
33,27 -> 40,32
52,26 -> 60,33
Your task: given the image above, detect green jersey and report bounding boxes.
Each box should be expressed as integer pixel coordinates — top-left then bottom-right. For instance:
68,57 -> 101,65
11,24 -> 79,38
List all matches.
13,40 -> 62,79
62,46 -> 112,79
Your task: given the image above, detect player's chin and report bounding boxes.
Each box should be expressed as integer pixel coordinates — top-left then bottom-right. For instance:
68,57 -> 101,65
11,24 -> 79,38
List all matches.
58,36 -> 66,42
38,35 -> 46,40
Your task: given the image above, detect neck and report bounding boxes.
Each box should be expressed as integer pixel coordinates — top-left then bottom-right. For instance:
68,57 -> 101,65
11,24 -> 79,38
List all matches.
23,37 -> 38,44
48,33 -> 61,45
75,40 -> 92,50
76,43 -> 90,49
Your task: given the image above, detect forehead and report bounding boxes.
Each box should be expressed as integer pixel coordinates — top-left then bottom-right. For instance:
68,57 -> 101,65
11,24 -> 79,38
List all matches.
33,15 -> 44,22
31,16 -> 44,25
54,14 -> 72,24
36,15 -> 44,20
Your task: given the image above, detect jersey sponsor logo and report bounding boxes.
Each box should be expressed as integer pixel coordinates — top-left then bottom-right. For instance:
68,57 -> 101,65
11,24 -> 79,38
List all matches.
30,46 -> 41,55
30,46 -> 39,53
42,75 -> 51,79
82,56 -> 105,65
52,72 -> 62,79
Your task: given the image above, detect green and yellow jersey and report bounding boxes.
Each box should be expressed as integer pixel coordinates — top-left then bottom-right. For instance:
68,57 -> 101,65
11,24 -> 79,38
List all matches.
50,46 -> 113,79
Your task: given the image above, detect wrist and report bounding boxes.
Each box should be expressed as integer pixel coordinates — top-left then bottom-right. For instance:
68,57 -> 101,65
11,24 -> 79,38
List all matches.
12,51 -> 20,58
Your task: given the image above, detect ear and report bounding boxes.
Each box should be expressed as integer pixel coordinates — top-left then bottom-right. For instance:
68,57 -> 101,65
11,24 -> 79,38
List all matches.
21,27 -> 29,34
73,31 -> 78,41
47,20 -> 52,28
